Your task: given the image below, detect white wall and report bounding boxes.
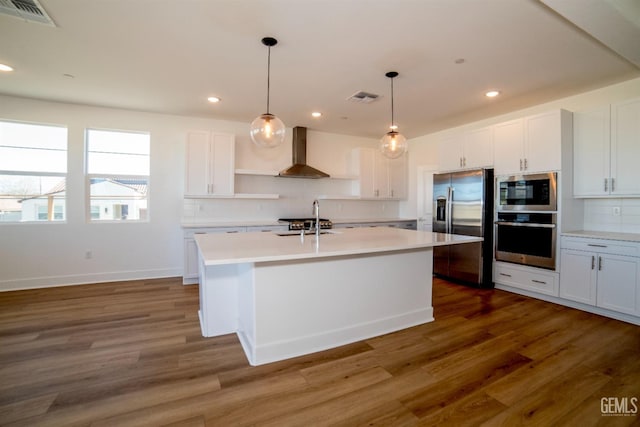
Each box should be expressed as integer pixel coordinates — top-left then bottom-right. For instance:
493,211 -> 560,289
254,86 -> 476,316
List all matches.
0,95 -> 394,290
401,76 -> 640,232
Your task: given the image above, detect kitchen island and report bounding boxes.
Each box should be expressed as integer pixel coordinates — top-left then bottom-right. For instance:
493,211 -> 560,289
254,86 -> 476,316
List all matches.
195,227 -> 481,365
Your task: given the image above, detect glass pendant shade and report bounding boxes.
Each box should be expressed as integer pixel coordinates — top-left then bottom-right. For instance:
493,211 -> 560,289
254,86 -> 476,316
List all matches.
379,130 -> 408,159
250,113 -> 286,148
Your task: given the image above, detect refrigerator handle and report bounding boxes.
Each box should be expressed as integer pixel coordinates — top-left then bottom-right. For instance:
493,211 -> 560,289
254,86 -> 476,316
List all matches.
446,186 -> 453,234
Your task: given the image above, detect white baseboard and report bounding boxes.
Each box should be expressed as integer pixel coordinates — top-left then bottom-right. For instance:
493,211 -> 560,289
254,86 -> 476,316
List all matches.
0,268 -> 183,292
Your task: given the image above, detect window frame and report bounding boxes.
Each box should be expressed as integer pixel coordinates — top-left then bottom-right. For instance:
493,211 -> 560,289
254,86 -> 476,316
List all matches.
85,128 -> 151,223
0,119 -> 68,224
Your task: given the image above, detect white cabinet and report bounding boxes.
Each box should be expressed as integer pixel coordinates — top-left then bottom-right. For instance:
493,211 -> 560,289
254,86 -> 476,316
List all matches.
493,110 -> 569,175
573,98 -> 640,197
183,227 -> 245,284
438,127 -> 493,171
351,148 -> 407,199
560,236 -> 640,316
185,131 -> 235,196
494,261 -> 559,297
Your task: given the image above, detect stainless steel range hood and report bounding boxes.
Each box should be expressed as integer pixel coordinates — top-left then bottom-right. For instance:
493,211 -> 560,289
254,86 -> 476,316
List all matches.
278,126 -> 330,178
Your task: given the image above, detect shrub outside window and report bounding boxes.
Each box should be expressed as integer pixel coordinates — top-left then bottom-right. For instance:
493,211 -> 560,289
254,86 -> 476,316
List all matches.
0,120 -> 67,223
86,129 -> 150,222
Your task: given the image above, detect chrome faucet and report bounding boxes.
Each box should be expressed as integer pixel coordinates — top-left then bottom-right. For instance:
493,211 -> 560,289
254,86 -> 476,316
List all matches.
312,199 -> 320,237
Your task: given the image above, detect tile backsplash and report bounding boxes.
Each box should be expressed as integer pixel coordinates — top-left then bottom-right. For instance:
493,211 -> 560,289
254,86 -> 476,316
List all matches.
583,198 -> 640,234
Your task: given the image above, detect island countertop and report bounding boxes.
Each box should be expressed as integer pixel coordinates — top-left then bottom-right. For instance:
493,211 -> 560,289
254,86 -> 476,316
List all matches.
195,227 -> 482,266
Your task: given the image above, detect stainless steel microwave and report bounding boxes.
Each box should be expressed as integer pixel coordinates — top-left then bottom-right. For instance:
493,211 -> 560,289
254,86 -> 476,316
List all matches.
496,172 -> 557,211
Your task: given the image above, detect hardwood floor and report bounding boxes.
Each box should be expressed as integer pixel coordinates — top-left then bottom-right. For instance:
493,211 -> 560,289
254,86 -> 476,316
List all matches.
0,277 -> 639,426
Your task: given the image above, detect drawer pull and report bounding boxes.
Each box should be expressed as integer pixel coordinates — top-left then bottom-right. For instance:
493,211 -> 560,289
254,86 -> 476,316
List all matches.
499,273 -> 512,278
598,256 -> 603,271
591,255 -> 595,270
531,279 -> 547,284
587,244 -> 607,248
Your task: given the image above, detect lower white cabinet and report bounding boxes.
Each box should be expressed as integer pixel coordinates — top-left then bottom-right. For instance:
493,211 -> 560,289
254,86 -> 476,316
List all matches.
560,236 -> 640,316
183,227 -> 246,284
494,261 -> 559,297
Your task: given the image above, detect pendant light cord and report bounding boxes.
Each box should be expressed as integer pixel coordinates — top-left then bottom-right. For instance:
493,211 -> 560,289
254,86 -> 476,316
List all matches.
266,45 -> 271,115
390,77 -> 395,129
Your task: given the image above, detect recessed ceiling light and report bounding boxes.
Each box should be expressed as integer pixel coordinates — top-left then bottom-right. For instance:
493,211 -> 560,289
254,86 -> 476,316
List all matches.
311,112 -> 322,118
0,64 -> 14,72
485,90 -> 500,98
207,96 -> 221,103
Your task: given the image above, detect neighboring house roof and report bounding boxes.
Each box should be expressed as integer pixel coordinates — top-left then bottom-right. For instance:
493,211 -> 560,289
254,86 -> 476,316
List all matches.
0,197 -> 21,212
18,178 -> 147,202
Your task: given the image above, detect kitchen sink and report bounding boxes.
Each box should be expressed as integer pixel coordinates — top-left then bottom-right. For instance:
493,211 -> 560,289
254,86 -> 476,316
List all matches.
274,230 -> 341,236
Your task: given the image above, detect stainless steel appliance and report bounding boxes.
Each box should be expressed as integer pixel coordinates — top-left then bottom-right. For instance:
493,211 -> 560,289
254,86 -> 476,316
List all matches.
496,172 -> 557,211
433,169 -> 494,287
495,212 -> 556,269
278,217 -> 333,231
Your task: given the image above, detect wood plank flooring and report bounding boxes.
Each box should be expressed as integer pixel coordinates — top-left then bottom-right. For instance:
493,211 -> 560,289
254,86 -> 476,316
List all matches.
1,277 -> 639,426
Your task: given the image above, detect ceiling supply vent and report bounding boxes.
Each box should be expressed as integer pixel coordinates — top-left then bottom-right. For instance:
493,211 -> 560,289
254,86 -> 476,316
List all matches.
346,91 -> 380,104
0,0 -> 56,26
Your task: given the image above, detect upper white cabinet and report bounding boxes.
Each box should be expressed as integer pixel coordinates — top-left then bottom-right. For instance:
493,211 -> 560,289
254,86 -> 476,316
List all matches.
573,106 -> 610,196
351,148 -> 407,199
573,98 -> 640,197
493,110 -> 569,175
185,131 -> 235,196
438,126 -> 493,171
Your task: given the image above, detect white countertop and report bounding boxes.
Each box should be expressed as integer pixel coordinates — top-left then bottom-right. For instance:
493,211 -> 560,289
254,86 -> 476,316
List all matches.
195,227 -> 481,266
562,230 -> 640,243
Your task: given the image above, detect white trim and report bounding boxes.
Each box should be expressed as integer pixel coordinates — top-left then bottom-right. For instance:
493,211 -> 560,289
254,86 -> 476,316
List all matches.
0,268 -> 182,292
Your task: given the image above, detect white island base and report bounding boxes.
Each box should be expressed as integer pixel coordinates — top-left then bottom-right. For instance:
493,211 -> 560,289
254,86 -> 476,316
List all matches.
196,228 -> 480,366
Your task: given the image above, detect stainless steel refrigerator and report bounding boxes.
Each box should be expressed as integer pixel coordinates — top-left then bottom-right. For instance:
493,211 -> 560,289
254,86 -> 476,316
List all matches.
433,168 -> 494,287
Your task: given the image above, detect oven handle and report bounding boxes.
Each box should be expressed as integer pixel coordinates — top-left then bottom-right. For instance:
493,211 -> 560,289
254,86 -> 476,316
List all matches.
495,221 -> 556,229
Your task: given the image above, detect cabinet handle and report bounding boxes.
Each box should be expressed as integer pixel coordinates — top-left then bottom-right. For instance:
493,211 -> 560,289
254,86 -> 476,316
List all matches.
604,178 -> 608,192
524,158 -> 528,170
519,159 -> 523,171
499,272 -> 512,278
531,279 -> 547,284
375,189 -> 379,197
598,256 -> 603,271
391,189 -> 394,197
463,157 -> 467,167
611,178 -> 615,192
591,255 -> 595,270
587,244 -> 607,248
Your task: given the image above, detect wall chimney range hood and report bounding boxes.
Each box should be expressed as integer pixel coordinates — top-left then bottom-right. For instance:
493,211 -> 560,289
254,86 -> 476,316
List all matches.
278,126 -> 330,178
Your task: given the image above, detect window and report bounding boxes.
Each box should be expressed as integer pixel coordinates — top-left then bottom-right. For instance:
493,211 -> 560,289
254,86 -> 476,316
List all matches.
0,120 -> 67,223
86,129 -> 150,221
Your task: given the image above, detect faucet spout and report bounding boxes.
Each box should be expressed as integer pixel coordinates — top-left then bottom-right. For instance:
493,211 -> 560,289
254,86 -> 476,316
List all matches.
312,199 -> 320,237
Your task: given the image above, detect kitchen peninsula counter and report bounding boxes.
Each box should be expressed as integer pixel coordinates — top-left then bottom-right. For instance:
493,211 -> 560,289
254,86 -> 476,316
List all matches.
194,227 -> 481,365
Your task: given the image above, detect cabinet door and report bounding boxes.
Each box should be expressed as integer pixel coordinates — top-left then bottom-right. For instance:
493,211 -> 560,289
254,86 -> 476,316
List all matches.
352,148 -> 376,198
611,98 -> 640,196
184,237 -> 200,279
493,119 -> 524,175
210,133 -> 235,196
596,254 -> 639,315
374,150 -> 390,198
559,249 -> 597,305
387,154 -> 407,199
525,111 -> 562,173
438,133 -> 464,171
464,127 -> 493,168
573,106 -> 610,196
185,131 -> 211,195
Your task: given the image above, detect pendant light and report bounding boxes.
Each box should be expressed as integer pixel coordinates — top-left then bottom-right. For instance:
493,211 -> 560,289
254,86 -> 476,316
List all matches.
379,71 -> 407,159
250,37 -> 286,148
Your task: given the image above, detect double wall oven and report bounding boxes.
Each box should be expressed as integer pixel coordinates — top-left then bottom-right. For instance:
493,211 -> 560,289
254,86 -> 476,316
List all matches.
495,172 -> 557,270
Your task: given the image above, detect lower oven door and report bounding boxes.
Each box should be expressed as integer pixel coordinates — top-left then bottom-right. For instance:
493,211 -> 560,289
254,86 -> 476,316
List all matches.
495,221 -> 556,269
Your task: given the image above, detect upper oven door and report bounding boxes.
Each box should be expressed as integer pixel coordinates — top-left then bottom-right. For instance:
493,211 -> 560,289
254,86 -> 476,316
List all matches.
496,172 -> 557,211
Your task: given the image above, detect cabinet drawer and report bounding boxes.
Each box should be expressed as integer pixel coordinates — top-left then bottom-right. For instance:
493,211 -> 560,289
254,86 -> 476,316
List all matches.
494,262 -> 559,296
561,237 -> 639,257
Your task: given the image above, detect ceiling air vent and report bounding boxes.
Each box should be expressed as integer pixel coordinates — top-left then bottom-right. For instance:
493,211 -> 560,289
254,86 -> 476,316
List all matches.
0,0 -> 55,26
347,91 -> 380,104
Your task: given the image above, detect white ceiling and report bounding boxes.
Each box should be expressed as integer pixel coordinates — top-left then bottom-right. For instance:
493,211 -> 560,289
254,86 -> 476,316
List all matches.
0,0 -> 639,139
